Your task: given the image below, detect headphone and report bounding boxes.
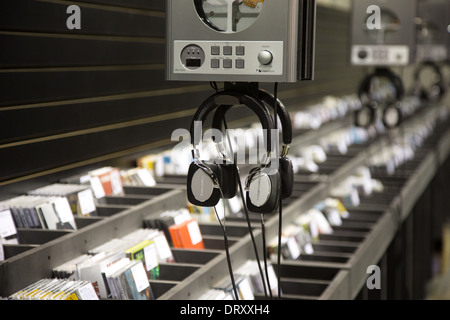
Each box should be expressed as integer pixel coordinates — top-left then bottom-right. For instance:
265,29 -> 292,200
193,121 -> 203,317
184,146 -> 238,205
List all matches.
187,90 -> 275,209
211,89 -> 294,214
412,61 -> 446,103
356,68 -> 405,129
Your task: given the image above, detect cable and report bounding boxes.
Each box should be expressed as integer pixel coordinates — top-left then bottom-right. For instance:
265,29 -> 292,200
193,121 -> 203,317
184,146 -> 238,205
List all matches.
210,81 -> 219,92
196,158 -> 239,299
273,82 -> 283,300
260,213 -> 273,299
213,197 -> 239,300
222,116 -> 270,299
196,153 -> 239,299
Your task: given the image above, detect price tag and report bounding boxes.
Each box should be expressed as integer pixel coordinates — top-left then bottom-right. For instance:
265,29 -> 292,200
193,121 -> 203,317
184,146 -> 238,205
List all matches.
187,220 -> 203,245
267,265 -> 278,293
215,200 -> 225,220
137,169 -> 156,187
238,277 -> 255,300
110,170 -> 123,195
53,198 -> 74,223
286,237 -> 301,260
77,283 -> 99,300
0,209 -> 17,240
153,234 -> 173,261
350,188 -> 360,207
173,211 -> 187,225
130,262 -> 150,293
155,156 -> 165,177
309,219 -> 319,240
311,209 -> 332,234
77,189 -> 96,216
79,174 -> 91,184
143,243 -> 159,272
327,209 -> 342,226
303,243 -> 314,254
228,197 -> 242,214
89,176 -> 105,199
337,139 -> 348,155
362,178 -> 373,196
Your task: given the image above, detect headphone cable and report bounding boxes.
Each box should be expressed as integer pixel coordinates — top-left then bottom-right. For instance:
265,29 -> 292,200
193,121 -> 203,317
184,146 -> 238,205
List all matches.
260,213 -> 273,299
196,149 -> 239,299
273,82 -> 283,300
213,202 -> 239,300
222,116 -> 270,299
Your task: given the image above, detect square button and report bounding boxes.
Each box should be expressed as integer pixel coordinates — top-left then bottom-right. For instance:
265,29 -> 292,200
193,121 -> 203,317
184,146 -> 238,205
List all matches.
211,59 -> 220,68
223,46 -> 233,55
223,59 -> 232,68
235,59 -> 245,69
236,46 -> 245,56
211,46 -> 220,56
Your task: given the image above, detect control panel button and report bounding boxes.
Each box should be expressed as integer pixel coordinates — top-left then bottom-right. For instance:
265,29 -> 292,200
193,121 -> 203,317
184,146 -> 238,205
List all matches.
211,59 -> 220,68
235,59 -> 245,69
236,46 -> 245,56
258,50 -> 273,65
223,59 -> 232,68
211,46 -> 220,55
358,50 -> 368,59
223,46 -> 233,55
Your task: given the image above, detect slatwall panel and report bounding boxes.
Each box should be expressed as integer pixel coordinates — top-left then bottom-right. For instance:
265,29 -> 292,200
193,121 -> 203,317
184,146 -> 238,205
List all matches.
0,1 -> 365,198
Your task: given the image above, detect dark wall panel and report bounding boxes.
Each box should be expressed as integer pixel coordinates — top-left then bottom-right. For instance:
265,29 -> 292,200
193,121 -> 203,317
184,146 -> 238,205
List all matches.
0,116 -> 193,182
0,89 -> 211,144
0,1 -> 165,37
0,69 -> 189,107
0,35 -> 164,67
74,0 -> 165,11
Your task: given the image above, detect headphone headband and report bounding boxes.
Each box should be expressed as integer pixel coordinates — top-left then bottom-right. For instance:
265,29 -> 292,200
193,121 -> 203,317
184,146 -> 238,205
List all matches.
190,90 -> 274,153
358,67 -> 405,103
211,89 -> 292,147
414,61 -> 442,80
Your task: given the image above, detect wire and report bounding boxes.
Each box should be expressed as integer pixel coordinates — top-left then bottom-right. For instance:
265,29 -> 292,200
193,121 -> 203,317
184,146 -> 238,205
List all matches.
222,116 -> 270,299
273,82 -> 283,300
210,81 -> 222,93
196,159 -> 239,299
261,213 -> 273,299
213,197 -> 239,300
196,151 -> 238,299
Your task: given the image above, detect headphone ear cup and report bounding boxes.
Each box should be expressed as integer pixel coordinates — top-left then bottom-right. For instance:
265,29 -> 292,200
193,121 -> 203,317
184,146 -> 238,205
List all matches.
246,169 -> 281,214
187,162 -> 222,207
219,163 -> 238,199
382,103 -> 402,129
279,157 -> 294,199
354,104 -> 375,128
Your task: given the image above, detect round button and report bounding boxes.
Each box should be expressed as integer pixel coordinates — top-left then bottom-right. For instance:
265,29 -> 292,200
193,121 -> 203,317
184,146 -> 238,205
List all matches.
358,50 -> 368,59
258,50 -> 273,65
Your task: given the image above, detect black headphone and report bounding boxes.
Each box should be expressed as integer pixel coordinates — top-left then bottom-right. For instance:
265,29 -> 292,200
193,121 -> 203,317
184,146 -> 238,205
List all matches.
412,61 -> 446,103
211,89 -> 294,206
187,90 -> 275,209
356,68 -> 405,129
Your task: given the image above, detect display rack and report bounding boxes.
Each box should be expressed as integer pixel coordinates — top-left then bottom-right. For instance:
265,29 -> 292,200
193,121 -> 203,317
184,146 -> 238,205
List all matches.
1,103 -> 449,300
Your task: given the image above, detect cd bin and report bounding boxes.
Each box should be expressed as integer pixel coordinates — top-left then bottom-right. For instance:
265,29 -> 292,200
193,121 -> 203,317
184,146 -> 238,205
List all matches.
0,106 -> 449,300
